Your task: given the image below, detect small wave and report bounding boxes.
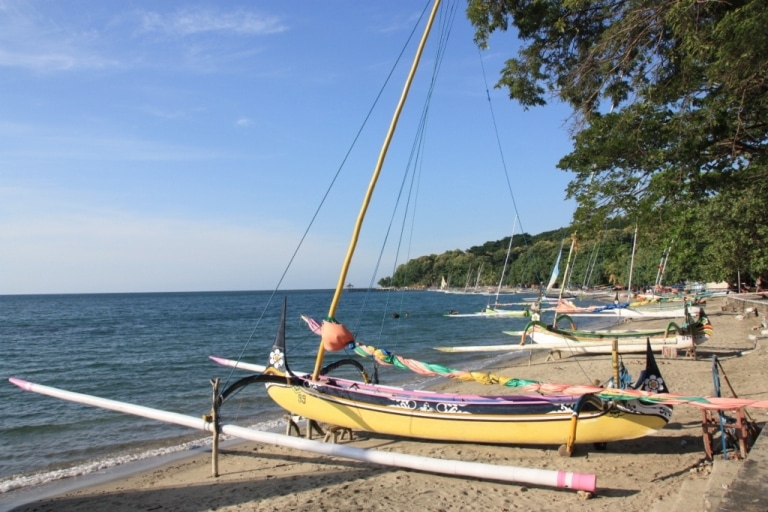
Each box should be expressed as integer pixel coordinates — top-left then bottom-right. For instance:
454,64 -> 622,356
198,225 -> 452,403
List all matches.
0,417 -> 285,494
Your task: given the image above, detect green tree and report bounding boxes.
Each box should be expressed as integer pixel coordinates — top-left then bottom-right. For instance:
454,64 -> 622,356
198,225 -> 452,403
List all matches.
467,0 -> 768,283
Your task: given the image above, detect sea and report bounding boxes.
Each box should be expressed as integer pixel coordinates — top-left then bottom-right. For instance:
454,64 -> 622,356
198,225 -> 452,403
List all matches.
0,289 -> 607,510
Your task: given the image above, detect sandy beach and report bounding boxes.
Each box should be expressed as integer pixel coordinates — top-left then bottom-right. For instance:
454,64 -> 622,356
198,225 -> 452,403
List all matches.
9,295 -> 768,512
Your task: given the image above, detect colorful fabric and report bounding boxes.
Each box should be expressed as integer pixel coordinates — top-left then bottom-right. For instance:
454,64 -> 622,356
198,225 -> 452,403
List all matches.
298,315 -> 768,411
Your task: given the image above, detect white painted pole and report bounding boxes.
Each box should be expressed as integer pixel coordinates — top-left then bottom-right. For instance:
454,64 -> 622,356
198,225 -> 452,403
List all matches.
210,377 -> 220,478
9,377 -> 596,492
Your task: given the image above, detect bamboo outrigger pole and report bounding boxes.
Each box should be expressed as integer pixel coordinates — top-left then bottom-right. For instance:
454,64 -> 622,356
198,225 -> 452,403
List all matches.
8,377 -> 597,492
311,0 -> 442,381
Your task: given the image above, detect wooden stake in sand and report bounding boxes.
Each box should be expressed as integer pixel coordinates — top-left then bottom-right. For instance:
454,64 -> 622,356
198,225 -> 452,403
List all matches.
210,377 -> 220,478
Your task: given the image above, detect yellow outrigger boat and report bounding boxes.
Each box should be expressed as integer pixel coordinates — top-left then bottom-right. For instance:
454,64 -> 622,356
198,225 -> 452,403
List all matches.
223,300 -> 672,448
217,0 -> 674,452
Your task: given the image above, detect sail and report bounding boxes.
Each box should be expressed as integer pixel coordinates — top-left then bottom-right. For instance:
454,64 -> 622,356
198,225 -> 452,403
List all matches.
440,276 -> 447,290
546,244 -> 563,293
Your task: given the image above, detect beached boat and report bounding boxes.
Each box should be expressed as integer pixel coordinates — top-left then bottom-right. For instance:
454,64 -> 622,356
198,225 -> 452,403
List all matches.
550,298 -> 693,319
212,0 -> 675,449
516,307 -> 711,354
238,300 -> 673,446
434,308 -> 713,355
508,325 -> 708,355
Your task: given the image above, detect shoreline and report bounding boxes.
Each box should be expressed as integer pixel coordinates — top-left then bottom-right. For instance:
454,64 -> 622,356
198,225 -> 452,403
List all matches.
5,295 -> 768,511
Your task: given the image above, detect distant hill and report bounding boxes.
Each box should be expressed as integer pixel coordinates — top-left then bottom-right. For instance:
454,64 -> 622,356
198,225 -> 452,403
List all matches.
378,223 -> 660,291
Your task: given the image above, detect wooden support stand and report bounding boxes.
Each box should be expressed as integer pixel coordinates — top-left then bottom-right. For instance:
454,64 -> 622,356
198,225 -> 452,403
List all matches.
306,419 -> 326,439
702,355 -> 760,460
323,424 -> 354,443
545,349 -> 562,362
701,407 -> 758,460
284,414 -> 353,443
284,414 -> 302,436
661,346 -> 678,358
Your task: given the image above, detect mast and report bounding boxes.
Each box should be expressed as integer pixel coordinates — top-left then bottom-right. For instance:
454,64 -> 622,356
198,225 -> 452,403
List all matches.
557,235 -> 577,303
474,263 -> 484,291
626,224 -> 638,302
654,251 -> 665,291
494,215 -> 517,305
312,0 -> 442,380
655,240 -> 673,291
546,240 -> 564,294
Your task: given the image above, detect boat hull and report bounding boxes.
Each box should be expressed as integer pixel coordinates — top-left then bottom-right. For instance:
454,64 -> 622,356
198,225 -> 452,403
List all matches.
265,377 -> 670,445
435,336 -> 693,354
554,306 -> 689,319
518,328 -> 704,355
445,308 -> 528,318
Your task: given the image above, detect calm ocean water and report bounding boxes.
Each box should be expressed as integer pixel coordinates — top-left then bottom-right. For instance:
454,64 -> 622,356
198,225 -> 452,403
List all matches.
0,289 -> 571,505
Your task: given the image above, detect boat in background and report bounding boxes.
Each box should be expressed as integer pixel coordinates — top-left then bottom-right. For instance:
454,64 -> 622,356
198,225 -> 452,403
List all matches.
435,307 -> 712,355
550,297 -> 695,319
512,307 -> 711,354
444,306 -> 530,318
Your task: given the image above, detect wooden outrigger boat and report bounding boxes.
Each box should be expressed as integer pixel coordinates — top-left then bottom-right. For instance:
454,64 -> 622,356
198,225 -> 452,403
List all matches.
229,300 -> 673,447
550,298 -> 694,319
7,374 -> 597,492
436,308 -> 712,355
444,306 -> 530,318
208,0 -> 675,451
508,310 -> 712,355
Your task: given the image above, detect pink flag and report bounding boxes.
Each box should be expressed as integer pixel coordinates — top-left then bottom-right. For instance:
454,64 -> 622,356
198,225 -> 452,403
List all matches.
301,315 -> 322,336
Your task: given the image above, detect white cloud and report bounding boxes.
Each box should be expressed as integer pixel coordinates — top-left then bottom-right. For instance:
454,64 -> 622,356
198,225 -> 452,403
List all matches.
0,3 -> 285,73
0,129 -> 230,164
236,117 -> 252,127
139,8 -> 286,38
0,48 -> 76,70
0,2 -> 117,72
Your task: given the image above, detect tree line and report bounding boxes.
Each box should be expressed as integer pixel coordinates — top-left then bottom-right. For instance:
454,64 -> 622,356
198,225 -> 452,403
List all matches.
377,219 -> 740,291
449,0 -> 768,289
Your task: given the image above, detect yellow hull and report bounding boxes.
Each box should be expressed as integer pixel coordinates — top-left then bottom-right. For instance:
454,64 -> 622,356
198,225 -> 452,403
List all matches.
266,383 -> 668,445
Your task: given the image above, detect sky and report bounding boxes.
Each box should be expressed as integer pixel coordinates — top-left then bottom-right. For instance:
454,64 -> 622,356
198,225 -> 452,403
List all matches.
0,0 -> 577,295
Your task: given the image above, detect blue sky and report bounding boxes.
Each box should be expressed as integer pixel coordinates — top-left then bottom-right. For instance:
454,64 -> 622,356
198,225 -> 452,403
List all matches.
1,1 -> 576,294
